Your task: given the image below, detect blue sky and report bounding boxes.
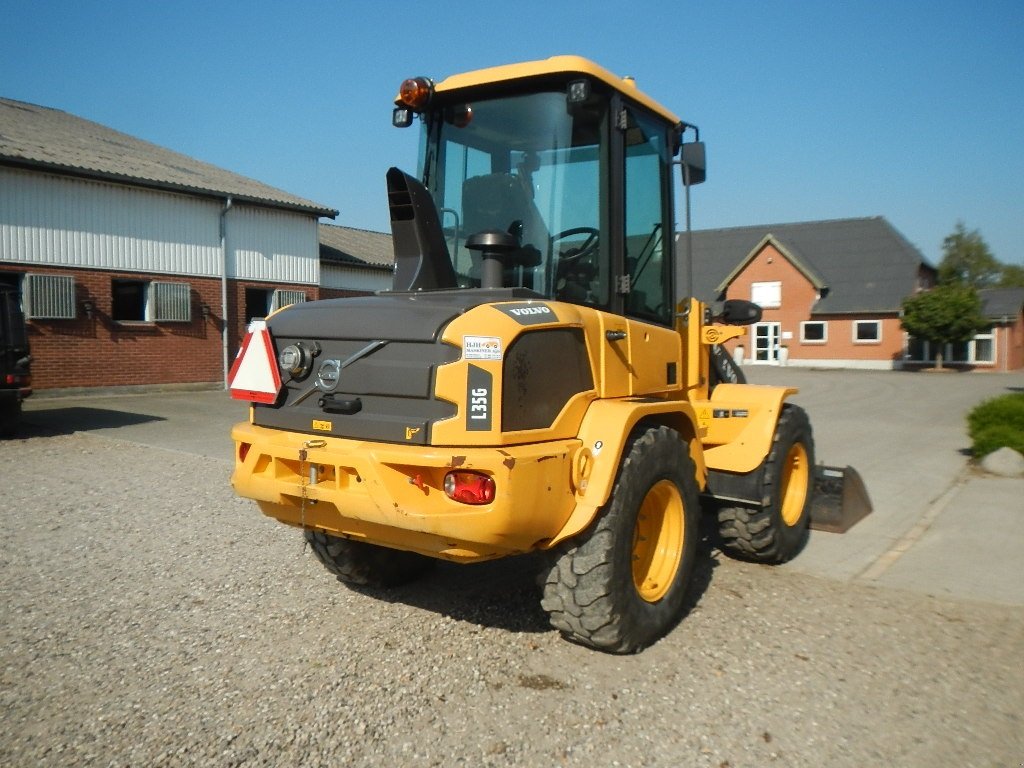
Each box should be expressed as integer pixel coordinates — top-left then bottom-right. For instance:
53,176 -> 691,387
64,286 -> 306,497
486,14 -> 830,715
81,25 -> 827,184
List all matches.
2,0 -> 1022,266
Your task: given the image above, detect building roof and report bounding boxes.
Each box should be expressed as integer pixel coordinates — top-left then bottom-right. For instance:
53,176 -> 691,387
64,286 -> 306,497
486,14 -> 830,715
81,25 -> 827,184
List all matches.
678,216 -> 932,314
979,287 -> 1024,320
319,224 -> 394,270
0,97 -> 337,218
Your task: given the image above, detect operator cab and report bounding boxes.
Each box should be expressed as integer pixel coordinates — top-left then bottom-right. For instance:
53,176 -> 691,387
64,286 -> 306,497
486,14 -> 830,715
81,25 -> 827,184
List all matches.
392,56 -> 705,327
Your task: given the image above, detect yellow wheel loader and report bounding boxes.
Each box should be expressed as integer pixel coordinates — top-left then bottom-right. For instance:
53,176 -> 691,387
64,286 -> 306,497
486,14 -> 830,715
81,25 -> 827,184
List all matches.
229,56 -> 867,653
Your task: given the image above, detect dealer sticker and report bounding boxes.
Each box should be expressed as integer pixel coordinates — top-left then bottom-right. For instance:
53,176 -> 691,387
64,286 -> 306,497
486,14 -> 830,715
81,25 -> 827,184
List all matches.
463,335 -> 503,361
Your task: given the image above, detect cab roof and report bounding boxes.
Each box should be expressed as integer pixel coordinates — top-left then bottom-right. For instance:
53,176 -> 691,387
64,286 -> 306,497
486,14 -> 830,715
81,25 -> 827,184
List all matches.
431,55 -> 682,126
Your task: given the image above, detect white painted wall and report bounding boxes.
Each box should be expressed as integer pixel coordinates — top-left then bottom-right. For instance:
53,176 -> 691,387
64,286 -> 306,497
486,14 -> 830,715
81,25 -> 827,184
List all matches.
320,262 -> 391,292
0,166 -> 319,285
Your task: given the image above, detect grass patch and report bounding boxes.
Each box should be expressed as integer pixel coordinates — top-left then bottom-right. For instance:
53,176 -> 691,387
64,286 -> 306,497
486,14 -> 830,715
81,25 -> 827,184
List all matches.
968,393 -> 1024,458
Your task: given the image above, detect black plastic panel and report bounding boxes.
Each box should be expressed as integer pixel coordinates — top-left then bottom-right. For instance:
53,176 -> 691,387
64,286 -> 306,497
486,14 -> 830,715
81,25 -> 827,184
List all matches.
257,294 -> 465,443
502,328 -> 593,432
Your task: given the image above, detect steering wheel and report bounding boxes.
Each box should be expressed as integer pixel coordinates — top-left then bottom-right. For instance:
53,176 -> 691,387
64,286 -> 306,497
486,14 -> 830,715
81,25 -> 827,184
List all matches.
552,227 -> 600,270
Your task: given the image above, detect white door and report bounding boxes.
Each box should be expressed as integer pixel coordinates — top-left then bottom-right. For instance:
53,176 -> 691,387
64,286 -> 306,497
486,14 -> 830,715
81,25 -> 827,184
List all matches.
753,322 -> 781,363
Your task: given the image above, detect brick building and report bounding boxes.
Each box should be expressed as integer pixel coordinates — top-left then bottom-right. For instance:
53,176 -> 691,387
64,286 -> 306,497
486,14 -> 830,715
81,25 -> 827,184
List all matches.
0,97 -> 338,393
681,217 -> 1024,371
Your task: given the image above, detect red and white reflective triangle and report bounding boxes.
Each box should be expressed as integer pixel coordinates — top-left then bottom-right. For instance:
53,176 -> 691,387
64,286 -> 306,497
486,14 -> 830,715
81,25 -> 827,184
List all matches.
228,319 -> 282,403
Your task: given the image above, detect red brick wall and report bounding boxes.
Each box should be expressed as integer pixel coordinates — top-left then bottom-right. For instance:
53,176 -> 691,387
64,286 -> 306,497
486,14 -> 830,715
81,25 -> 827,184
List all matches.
793,314 -> 905,364
721,243 -> 906,366
1,264 -> 317,391
1009,314 -> 1024,371
995,314 -> 1024,372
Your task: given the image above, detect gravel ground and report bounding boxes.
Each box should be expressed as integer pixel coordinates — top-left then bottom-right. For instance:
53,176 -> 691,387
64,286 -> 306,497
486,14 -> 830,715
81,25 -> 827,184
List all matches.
2,432 -> 1022,767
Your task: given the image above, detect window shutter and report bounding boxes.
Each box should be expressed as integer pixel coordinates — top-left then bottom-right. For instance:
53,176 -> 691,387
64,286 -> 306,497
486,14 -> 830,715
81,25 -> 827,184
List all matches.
272,289 -> 307,311
24,274 -> 76,319
153,282 -> 191,322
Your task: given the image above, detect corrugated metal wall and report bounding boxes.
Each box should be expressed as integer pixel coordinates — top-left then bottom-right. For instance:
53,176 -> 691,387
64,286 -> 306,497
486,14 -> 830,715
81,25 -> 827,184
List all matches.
320,262 -> 391,292
0,166 -> 318,284
228,205 -> 319,284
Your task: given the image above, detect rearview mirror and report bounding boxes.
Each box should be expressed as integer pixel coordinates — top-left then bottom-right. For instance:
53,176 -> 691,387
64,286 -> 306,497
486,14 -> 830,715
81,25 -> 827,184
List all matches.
681,141 -> 706,186
719,299 -> 762,325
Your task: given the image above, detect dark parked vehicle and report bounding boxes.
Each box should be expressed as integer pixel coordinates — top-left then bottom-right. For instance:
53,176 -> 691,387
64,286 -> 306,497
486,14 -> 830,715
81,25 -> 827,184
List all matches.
0,284 -> 31,436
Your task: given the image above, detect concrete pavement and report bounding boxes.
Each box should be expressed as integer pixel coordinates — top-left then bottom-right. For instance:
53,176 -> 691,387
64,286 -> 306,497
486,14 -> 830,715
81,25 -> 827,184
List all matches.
19,368 -> 1024,607
867,473 -> 1024,606
747,367 -> 1024,606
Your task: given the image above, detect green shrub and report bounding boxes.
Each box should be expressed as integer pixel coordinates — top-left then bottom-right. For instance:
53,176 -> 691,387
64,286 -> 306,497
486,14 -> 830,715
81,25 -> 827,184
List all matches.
968,393 -> 1024,457
971,425 -> 1024,458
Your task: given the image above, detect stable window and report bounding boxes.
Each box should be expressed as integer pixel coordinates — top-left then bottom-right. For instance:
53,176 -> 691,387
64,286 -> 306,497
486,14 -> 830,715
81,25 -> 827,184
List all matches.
112,280 -> 147,321
244,288 -> 272,323
112,279 -> 191,322
800,321 -> 827,344
853,320 -> 881,343
23,273 -> 76,319
751,281 -> 781,309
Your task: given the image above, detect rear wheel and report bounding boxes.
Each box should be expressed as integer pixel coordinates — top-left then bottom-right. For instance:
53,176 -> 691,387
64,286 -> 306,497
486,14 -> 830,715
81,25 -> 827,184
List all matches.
540,425 -> 699,653
304,530 -> 433,588
717,404 -> 814,563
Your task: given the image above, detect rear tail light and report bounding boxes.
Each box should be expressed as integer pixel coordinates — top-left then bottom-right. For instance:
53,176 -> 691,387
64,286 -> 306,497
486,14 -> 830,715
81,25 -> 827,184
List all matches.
5,374 -> 30,386
443,471 -> 495,505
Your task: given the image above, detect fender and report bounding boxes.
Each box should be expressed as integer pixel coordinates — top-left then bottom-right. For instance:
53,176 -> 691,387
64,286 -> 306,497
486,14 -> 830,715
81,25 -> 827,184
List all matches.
546,398 -> 705,548
699,384 -> 797,474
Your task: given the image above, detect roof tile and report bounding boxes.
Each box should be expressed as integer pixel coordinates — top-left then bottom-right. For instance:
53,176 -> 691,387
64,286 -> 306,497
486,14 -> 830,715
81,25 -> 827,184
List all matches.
0,97 -> 337,217
678,216 -> 931,314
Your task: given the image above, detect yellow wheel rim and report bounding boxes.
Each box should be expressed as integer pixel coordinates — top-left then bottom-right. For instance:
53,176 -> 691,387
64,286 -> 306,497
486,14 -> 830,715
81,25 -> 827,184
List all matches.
780,443 -> 810,526
631,480 -> 685,603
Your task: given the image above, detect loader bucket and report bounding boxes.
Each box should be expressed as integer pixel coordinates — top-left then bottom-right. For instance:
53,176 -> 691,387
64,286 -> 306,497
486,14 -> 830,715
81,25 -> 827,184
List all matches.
809,465 -> 872,533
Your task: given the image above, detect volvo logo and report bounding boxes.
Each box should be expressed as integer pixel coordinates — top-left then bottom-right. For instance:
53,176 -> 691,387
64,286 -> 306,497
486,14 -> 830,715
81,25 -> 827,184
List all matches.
316,359 -> 341,391
497,302 -> 556,326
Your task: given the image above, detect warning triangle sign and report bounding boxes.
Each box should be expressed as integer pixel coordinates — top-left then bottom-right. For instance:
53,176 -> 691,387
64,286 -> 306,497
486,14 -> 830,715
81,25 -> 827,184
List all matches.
228,319 -> 282,403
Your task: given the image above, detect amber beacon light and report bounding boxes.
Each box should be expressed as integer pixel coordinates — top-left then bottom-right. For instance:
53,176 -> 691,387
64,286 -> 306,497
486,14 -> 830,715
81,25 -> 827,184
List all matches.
398,77 -> 433,110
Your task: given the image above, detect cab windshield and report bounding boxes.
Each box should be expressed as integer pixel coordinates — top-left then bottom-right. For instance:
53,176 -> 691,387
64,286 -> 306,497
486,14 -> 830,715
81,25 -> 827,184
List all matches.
420,89 -> 609,305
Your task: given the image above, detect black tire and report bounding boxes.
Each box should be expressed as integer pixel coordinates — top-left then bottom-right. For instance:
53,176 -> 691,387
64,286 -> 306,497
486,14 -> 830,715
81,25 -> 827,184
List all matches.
304,530 -> 433,588
0,401 -> 21,439
540,425 -> 700,653
717,403 -> 814,564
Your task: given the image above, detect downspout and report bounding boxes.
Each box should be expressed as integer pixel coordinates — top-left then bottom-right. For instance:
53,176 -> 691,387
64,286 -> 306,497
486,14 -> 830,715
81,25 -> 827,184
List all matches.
220,196 -> 233,388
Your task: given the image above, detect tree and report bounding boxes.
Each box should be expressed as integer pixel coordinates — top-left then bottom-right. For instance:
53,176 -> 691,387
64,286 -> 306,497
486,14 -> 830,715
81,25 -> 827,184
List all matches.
938,222 -> 1000,288
901,284 -> 989,369
998,263 -> 1024,288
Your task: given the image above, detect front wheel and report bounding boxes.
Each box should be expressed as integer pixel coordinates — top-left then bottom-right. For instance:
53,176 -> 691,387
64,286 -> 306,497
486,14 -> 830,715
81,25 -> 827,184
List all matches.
540,425 -> 700,653
717,404 -> 814,564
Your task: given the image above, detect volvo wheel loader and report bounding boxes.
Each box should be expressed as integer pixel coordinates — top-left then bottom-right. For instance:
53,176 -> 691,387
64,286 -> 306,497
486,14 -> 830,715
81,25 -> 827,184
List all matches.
229,56 -> 866,653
